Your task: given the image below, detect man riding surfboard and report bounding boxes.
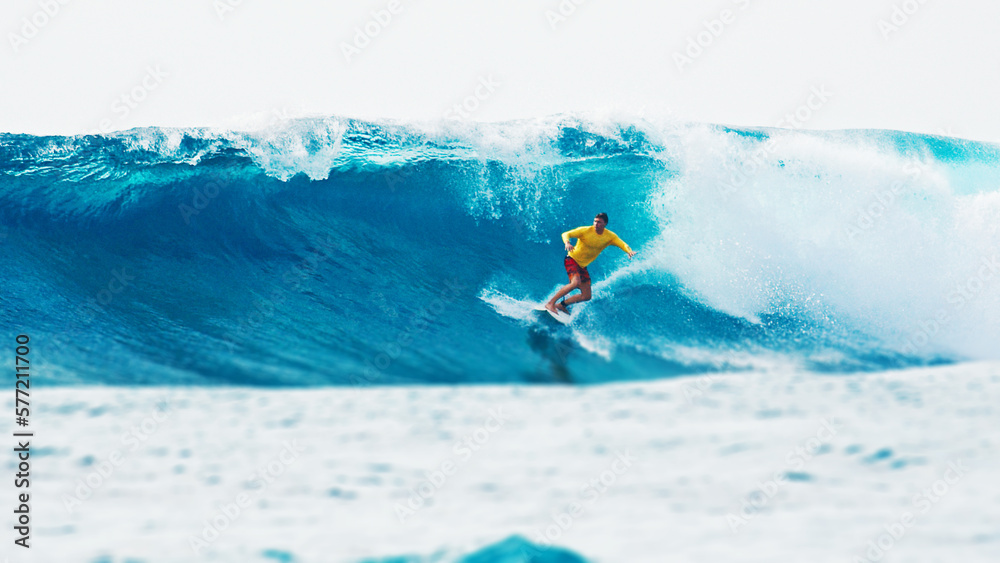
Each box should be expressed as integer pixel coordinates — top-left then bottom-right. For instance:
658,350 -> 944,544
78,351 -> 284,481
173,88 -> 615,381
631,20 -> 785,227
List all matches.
545,212 -> 637,316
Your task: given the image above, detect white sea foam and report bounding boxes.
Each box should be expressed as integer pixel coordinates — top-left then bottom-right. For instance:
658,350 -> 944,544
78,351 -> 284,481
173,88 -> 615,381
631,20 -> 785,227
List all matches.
24,362 -> 1000,562
644,124 -> 1000,359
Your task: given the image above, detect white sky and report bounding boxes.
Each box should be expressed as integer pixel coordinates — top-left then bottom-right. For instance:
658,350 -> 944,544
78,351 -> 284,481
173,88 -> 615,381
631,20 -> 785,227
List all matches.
2,0 -> 998,141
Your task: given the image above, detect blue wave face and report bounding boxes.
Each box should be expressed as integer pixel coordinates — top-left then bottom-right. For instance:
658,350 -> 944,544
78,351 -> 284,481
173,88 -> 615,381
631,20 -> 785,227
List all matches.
2,116 -> 999,385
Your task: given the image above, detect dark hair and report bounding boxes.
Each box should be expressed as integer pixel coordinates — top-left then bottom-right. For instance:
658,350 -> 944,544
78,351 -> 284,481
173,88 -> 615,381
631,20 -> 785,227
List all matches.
595,212 -> 609,224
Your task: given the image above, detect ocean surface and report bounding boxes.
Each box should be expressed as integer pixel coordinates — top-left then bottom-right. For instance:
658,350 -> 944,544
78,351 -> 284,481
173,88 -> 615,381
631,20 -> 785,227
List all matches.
2,115 -> 999,386
25,365 -> 1000,563
3,116 -> 1000,563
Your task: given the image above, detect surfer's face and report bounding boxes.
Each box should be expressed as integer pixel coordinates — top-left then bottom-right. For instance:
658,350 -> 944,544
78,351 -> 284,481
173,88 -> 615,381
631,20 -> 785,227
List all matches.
593,217 -> 607,230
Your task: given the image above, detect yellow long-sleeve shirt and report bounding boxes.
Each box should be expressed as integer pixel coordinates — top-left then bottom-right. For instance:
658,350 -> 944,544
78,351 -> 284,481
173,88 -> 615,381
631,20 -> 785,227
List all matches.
562,226 -> 633,267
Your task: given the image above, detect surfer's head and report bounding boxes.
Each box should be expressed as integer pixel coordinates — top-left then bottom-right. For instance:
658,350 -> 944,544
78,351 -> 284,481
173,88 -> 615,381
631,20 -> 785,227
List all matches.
594,213 -> 608,228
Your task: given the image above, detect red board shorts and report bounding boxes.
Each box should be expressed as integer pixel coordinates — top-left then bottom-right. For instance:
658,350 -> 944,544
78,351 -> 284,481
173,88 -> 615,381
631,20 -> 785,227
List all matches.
564,255 -> 591,284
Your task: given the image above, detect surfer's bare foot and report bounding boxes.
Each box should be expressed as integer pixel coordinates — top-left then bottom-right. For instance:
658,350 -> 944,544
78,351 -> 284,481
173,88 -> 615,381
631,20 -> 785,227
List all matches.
555,301 -> 569,314
544,302 -> 558,313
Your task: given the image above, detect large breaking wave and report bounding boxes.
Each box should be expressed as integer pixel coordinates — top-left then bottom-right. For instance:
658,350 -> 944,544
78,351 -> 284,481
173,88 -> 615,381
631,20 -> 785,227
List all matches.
2,115 -> 999,385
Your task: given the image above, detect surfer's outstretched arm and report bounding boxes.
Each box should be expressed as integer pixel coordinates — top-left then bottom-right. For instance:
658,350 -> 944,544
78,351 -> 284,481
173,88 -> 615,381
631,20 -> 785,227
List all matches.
611,235 -> 637,259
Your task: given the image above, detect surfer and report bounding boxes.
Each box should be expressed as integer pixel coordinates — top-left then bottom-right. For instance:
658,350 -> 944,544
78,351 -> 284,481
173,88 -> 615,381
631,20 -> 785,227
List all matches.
545,212 -> 637,316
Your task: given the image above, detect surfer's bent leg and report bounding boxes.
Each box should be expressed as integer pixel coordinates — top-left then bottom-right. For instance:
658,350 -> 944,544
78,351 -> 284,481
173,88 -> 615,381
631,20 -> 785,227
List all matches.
560,259 -> 592,307
548,256 -> 593,313
563,279 -> 592,306
546,273 -> 581,313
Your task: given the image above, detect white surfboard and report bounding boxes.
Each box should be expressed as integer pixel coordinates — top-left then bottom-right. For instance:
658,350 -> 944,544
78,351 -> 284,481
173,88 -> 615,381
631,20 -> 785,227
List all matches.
534,304 -> 573,325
